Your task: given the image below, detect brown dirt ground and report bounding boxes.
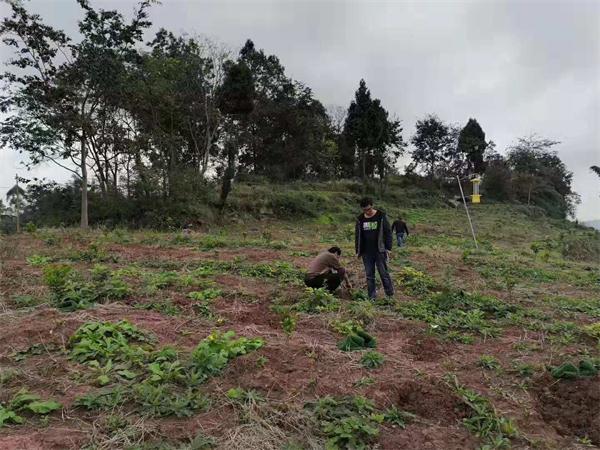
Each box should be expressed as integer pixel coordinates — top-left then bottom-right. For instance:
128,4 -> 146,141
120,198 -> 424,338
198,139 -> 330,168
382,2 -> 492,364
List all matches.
1,232 -> 599,449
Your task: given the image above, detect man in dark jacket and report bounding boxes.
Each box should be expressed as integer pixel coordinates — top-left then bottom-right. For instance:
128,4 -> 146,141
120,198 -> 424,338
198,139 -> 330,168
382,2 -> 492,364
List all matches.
391,216 -> 410,247
355,197 -> 394,299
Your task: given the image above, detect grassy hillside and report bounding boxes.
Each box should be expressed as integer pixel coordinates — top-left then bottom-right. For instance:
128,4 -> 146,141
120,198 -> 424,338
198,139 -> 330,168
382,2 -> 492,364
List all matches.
0,187 -> 599,449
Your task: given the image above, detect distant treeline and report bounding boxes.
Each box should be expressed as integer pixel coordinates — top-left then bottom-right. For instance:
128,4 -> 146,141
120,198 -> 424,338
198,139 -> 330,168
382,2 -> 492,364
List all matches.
0,1 -> 579,229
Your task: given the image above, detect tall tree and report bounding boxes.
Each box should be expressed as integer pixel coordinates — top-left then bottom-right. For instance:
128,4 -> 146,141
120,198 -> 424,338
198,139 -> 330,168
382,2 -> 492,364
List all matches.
410,114 -> 455,179
343,79 -> 403,190
507,135 -> 578,218
217,59 -> 255,208
0,0 -> 154,228
457,118 -> 487,174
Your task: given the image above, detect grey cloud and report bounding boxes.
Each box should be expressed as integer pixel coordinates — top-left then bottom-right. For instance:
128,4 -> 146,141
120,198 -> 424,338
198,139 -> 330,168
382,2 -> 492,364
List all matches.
1,0 -> 598,218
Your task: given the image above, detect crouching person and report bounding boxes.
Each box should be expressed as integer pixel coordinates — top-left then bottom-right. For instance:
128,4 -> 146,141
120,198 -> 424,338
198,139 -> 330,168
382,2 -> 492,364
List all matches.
304,246 -> 352,293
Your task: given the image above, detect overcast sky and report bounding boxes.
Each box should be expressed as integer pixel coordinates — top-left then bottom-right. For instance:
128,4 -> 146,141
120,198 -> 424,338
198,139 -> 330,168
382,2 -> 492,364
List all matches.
1,0 -> 599,220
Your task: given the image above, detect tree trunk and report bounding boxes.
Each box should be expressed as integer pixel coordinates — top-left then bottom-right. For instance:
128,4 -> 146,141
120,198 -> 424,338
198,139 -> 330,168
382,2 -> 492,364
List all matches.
361,148 -> 367,195
80,131 -> 89,229
220,140 -> 236,209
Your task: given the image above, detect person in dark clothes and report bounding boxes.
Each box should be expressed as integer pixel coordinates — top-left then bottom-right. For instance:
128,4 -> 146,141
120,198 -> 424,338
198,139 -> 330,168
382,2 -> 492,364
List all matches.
391,216 -> 410,247
304,246 -> 352,293
355,197 -> 394,299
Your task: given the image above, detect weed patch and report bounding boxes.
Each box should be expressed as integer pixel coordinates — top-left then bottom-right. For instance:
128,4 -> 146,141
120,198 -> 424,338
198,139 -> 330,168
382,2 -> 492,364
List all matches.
446,375 -> 518,448
398,290 -> 518,341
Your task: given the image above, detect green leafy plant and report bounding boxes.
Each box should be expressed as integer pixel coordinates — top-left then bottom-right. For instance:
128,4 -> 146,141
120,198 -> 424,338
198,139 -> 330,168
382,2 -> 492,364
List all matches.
383,406 -> 416,428
226,387 -> 265,405
190,331 -> 264,382
0,389 -> 62,428
43,264 -> 130,311
26,254 -> 52,266
308,396 -> 383,449
550,359 -> 599,380
398,290 -> 518,341
295,288 -> 340,313
478,355 -> 501,370
281,314 -> 297,336
360,351 -> 385,369
445,375 -> 518,448
396,266 -> 435,297
188,288 -> 223,302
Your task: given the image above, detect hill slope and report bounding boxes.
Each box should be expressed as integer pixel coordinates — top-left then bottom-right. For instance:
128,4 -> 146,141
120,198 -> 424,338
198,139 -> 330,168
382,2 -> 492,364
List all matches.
0,198 -> 599,449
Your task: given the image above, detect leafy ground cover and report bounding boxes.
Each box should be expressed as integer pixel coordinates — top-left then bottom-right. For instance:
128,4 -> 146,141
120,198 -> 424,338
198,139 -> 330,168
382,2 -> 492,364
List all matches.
0,202 -> 598,449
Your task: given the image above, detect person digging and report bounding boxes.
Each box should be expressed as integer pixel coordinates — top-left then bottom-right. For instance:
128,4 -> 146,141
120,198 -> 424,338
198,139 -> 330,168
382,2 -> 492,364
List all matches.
355,197 -> 395,300
304,246 -> 352,293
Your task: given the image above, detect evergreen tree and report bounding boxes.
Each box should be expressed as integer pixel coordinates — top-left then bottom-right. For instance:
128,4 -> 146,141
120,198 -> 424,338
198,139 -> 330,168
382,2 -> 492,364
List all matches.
457,118 -> 487,174
343,79 -> 403,190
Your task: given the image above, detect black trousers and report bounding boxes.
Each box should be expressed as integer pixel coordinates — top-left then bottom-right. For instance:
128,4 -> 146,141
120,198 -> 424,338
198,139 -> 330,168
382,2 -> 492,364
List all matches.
304,268 -> 344,292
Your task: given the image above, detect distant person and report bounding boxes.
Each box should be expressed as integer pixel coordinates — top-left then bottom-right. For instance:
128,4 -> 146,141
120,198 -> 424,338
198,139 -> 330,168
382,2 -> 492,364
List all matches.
391,216 -> 410,247
304,246 -> 352,293
355,197 -> 394,299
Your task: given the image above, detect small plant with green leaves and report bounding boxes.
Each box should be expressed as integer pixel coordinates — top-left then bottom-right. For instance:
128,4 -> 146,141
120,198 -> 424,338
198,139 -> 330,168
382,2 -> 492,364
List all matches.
43,264 -> 130,311
11,295 -> 40,308
189,331 -> 264,383
478,355 -> 501,371
132,383 -> 210,417
397,266 -> 435,297
445,375 -> 518,448
360,351 -> 385,369
383,406 -> 416,429
550,359 -> 599,380
353,376 -> 375,387
0,389 -> 62,428
226,387 -> 265,405
351,289 -> 370,302
398,290 -> 518,341
136,300 -> 181,316
281,313 -> 297,336
512,363 -> 536,378
26,254 -> 52,266
308,395 -> 384,449
295,288 -> 340,314
582,322 -> 600,341
69,320 -> 153,366
188,288 -> 223,302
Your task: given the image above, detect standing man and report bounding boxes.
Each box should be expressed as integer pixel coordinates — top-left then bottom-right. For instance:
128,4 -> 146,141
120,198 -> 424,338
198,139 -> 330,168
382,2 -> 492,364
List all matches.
391,216 -> 410,247
304,246 -> 352,293
355,197 -> 394,299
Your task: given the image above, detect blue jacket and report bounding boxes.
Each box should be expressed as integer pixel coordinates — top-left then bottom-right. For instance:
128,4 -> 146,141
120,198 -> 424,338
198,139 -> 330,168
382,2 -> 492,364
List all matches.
355,210 -> 393,256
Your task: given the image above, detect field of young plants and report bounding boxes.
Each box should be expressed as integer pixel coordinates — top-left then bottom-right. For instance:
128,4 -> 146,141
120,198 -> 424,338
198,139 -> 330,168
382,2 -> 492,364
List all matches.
0,204 -> 599,450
